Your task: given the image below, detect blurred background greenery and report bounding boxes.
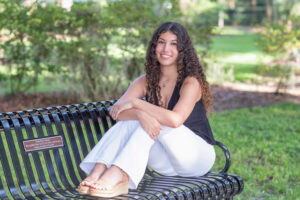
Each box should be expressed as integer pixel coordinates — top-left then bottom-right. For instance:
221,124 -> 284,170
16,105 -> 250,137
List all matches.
0,0 -> 300,199
0,0 -> 299,100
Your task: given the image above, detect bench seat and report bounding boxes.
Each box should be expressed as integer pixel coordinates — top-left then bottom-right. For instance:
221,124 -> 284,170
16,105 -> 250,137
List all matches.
0,101 -> 243,199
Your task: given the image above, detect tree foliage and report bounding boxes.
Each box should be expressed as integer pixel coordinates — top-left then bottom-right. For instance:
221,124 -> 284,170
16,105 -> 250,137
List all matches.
0,0 -> 214,100
0,0 -> 64,94
256,16 -> 300,93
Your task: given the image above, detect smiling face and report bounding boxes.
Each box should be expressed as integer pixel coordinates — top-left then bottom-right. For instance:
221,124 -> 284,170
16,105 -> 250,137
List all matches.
155,31 -> 179,68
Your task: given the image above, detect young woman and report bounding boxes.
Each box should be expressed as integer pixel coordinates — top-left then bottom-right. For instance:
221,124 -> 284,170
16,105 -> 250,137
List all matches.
78,21 -> 216,197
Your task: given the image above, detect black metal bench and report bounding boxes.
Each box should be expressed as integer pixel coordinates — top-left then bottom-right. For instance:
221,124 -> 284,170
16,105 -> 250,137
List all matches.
0,101 -> 244,199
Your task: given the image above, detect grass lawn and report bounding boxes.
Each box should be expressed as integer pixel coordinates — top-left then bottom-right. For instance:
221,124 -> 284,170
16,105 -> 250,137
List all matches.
207,28 -> 274,83
210,102 -> 300,199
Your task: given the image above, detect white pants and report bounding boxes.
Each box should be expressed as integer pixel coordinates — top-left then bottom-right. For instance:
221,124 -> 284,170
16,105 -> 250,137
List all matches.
80,120 -> 215,189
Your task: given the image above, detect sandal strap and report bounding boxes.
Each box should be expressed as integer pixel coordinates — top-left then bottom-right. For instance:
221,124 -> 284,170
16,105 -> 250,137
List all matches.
80,180 -> 94,187
92,180 -> 114,190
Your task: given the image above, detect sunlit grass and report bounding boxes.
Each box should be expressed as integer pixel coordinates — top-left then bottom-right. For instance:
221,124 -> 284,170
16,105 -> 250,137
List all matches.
213,26 -> 252,36
210,34 -> 260,53
206,29 -> 275,83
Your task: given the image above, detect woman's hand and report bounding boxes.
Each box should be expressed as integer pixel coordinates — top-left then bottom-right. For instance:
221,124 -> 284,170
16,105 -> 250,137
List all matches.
137,111 -> 162,140
109,99 -> 136,120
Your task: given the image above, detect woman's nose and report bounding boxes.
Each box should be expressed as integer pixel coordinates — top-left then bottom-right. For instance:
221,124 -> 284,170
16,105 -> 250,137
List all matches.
163,43 -> 170,51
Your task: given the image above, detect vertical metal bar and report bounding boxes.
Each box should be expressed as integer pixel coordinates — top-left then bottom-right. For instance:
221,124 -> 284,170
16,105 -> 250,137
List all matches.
50,113 -> 81,187
22,116 -> 52,195
70,111 -> 89,157
0,120 -> 17,199
2,118 -> 32,199
12,116 -> 48,199
78,110 -> 96,148
60,112 -> 86,179
31,115 -> 67,199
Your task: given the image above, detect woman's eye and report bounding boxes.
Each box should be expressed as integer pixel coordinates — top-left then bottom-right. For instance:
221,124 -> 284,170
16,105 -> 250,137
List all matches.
171,42 -> 177,46
158,41 -> 164,44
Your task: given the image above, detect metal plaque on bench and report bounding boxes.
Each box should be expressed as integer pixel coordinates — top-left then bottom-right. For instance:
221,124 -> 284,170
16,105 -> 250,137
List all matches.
23,135 -> 64,152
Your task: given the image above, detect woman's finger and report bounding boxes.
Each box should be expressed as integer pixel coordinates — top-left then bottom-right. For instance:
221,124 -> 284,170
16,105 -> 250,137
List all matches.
115,110 -> 120,119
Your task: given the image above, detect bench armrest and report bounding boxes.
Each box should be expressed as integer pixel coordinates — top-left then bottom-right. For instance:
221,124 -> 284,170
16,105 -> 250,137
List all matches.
214,140 -> 231,174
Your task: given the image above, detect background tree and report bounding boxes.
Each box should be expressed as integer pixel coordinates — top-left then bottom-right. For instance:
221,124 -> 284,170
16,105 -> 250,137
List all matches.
0,0 -> 62,94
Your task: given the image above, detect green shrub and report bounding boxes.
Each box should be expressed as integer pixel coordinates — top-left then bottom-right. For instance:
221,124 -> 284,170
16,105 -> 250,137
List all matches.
256,18 -> 300,93
0,0 -> 214,99
0,0 -> 64,94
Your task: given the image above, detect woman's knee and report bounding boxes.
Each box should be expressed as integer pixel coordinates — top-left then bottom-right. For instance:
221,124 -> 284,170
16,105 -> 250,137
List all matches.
173,149 -> 215,176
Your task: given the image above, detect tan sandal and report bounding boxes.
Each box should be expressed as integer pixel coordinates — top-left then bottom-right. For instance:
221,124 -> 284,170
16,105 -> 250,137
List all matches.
89,179 -> 129,197
78,180 -> 94,194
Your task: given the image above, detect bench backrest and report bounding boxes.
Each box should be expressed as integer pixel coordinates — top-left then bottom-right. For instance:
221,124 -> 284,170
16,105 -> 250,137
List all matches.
0,101 -> 115,199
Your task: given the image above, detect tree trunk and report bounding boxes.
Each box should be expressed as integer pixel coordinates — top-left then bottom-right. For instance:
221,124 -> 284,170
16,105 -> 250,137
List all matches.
218,0 -> 225,28
266,0 -> 272,23
179,0 -> 199,12
229,0 -> 235,9
272,0 -> 278,22
251,0 -> 256,25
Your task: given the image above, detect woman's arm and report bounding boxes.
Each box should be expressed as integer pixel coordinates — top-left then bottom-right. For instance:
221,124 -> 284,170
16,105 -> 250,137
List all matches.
109,75 -> 162,140
133,76 -> 202,128
112,76 -> 202,128
117,108 -> 162,140
115,108 -> 141,121
109,75 -> 146,120
116,75 -> 147,104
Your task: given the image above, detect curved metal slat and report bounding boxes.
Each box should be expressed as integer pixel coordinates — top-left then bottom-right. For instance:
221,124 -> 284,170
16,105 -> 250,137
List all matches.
60,112 -> 86,179
41,114 -> 71,188
214,141 -> 231,174
70,111 -> 89,157
1,119 -> 28,199
50,113 -> 80,188
40,114 -> 78,199
0,120 -> 19,199
207,173 -> 233,198
79,110 -> 97,148
31,115 -> 69,199
11,117 -> 46,199
22,116 -> 55,196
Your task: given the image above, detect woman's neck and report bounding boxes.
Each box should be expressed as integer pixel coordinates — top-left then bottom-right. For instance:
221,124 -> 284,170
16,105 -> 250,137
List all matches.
160,65 -> 178,82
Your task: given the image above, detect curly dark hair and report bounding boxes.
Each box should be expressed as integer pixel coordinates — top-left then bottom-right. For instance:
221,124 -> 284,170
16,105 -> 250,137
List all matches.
145,22 -> 213,112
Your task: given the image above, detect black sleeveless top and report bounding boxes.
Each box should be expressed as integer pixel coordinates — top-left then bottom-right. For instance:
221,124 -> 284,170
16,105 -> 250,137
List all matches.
146,82 -> 216,145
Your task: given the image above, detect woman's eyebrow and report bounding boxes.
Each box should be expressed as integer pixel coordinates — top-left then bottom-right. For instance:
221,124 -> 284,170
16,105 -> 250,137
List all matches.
158,38 -> 177,41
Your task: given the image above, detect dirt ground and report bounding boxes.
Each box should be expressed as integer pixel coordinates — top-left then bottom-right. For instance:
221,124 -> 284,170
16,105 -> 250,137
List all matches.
211,83 -> 300,111
1,83 -> 299,113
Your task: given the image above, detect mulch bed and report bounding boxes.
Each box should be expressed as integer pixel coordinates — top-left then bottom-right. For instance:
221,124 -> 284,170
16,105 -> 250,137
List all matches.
211,85 -> 300,111
0,85 -> 299,113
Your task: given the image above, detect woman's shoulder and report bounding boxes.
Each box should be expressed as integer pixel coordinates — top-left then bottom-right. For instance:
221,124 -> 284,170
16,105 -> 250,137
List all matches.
179,76 -> 202,101
181,76 -> 200,88
130,74 -> 147,94
133,74 -> 146,85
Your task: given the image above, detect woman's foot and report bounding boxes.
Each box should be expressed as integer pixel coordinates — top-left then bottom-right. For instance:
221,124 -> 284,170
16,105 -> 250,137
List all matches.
89,165 -> 129,197
78,163 -> 107,194
78,178 -> 96,194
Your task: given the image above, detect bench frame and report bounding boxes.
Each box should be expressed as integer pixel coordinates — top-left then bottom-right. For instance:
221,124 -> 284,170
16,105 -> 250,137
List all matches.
0,101 -> 244,199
